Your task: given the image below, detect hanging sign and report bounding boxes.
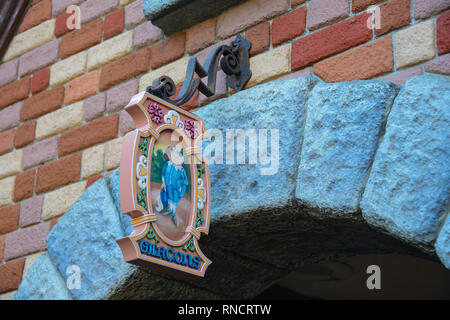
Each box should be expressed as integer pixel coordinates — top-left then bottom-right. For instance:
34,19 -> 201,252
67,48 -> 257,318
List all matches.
116,92 -> 211,279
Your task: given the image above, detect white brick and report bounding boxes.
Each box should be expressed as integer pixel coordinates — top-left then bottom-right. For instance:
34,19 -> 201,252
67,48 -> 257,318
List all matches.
139,57 -> 190,92
42,181 -> 86,220
36,102 -> 84,140
105,137 -> 123,170
81,144 -> 105,179
50,51 -> 87,86
3,19 -> 56,62
0,150 -> 23,179
395,20 -> 436,70
87,31 -> 133,71
0,176 -> 15,207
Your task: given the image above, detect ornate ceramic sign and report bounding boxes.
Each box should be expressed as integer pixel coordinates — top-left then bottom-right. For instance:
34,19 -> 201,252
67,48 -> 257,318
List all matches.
116,92 -> 211,279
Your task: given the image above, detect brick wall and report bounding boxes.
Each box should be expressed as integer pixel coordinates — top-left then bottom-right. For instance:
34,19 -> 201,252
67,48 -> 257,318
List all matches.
0,0 -> 448,299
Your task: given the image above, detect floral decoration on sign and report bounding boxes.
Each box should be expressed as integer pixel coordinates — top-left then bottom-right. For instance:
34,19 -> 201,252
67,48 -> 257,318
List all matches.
184,119 -> 199,139
147,102 -> 164,124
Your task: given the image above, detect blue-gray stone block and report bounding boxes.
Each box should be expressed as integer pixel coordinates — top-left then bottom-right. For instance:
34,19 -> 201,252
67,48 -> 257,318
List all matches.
361,74 -> 450,246
295,81 -> 400,214
107,168 -> 132,236
13,253 -> 72,300
195,77 -> 317,220
436,215 -> 450,268
46,178 -> 136,300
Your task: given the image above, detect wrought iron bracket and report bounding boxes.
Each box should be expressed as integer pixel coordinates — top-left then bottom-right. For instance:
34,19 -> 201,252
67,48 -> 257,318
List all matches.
146,34 -> 252,106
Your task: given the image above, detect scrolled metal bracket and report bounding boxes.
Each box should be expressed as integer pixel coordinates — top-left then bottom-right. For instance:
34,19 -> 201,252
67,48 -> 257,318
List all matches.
146,34 -> 252,106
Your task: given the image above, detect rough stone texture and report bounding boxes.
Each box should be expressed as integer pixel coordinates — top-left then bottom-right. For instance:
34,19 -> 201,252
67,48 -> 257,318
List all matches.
437,10 -> 450,55
46,179 -> 135,300
31,68 -> 50,94
139,57 -> 190,91
414,0 -> 450,20
19,196 -> 43,228
151,33 -> 186,70
247,44 -> 290,87
81,144 -> 105,179
15,121 -> 36,149
374,0 -> 411,36
60,19 -> 103,59
0,130 -> 15,156
186,18 -> 216,54
105,9 -> 125,40
314,37 -> 393,82
23,136 -> 58,170
3,19 -> 55,62
50,51 -> 87,86
0,205 -> 20,234
394,20 -> 436,70
0,77 -> 30,111
0,150 -> 23,179
125,0 -> 145,28
64,70 -> 100,105
36,101 -> 84,140
36,153 -> 81,194
105,137 -> 123,170
435,215 -> 450,268
361,74 -> 450,247
0,59 -> 18,88
13,168 -> 35,202
80,0 -> 119,24
21,86 -> 65,121
271,7 -> 306,47
106,80 -> 138,112
0,177 -> 15,207
295,81 -> 399,214
0,259 -> 25,294
195,77 -> 316,220
143,0 -> 247,36
18,39 -> 59,77
425,54 -> 450,75
84,93 -> 106,122
13,253 -> 72,300
87,31 -> 133,71
245,22 -> 270,56
307,0 -> 349,31
0,102 -> 21,133
380,66 -> 423,85
42,181 -> 86,221
133,21 -> 163,49
4,222 -> 51,260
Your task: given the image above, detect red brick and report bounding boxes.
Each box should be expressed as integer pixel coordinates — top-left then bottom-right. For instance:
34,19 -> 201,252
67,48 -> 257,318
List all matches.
272,7 -> 307,47
31,68 -> 50,94
186,19 -> 216,54
375,0 -> 411,36
0,129 -> 15,156
352,0 -> 384,12
104,8 -> 124,40
0,235 -> 4,261
36,153 -> 81,194
292,13 -> 373,70
15,121 -> 36,148
64,70 -> 100,105
100,48 -> 151,91
437,11 -> 450,55
20,86 -> 64,121
55,11 -> 73,37
13,169 -> 36,202
18,0 -> 52,33
0,205 -> 20,235
0,77 -> 30,111
60,19 -> 103,59
86,175 -> 103,189
0,258 -> 25,294
151,33 -> 186,70
314,36 -> 393,82
59,114 -> 119,157
246,22 -> 270,56
292,0 -> 306,6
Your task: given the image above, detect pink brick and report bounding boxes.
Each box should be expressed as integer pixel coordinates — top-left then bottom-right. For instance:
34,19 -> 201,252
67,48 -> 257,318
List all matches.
18,40 -> 59,77
107,79 -> 138,112
414,0 -> 450,19
380,67 -> 423,85
4,222 -> 50,260
199,69 -> 228,105
80,0 -> 119,24
0,102 -> 22,132
23,136 -> 58,170
134,21 -> 163,49
217,0 -> 289,39
425,53 -> 450,75
0,58 -> 18,88
307,0 -> 349,31
125,0 -> 145,29
279,68 -> 312,80
119,109 -> 135,135
19,196 -> 44,227
52,0 -> 83,16
84,92 -> 106,121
